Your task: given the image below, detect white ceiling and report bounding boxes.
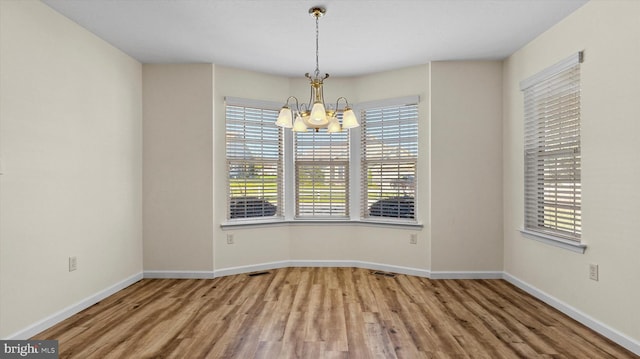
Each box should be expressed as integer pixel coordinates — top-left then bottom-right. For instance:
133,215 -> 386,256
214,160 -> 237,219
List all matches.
41,0 -> 588,77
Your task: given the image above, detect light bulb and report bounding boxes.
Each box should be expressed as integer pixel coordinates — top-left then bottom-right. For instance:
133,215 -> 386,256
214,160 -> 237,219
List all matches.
275,107 -> 293,128
341,108 -> 359,129
292,115 -> 308,132
327,117 -> 341,133
309,102 -> 328,125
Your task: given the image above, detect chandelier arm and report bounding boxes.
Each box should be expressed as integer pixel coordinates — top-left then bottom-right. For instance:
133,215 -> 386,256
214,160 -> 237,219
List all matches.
334,96 -> 351,110
285,96 -> 300,111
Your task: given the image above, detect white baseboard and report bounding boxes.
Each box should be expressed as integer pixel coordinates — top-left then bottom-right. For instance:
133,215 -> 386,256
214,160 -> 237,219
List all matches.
212,261 -> 290,278
213,260 -> 503,280
144,270 -> 214,279
212,260 -> 431,278
503,272 -> 640,356
5,272 -> 143,340
144,262 -> 501,280
289,260 -> 432,278
431,271 -> 503,279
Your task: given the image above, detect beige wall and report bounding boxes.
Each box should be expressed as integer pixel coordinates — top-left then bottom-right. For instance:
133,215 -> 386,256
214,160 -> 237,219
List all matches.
503,0 -> 640,343
430,61 -> 503,271
143,64 -> 214,271
0,0 -> 142,337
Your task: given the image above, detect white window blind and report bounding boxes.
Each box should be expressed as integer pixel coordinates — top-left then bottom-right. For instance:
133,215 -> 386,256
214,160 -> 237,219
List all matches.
360,97 -> 419,221
295,127 -> 349,218
521,52 -> 582,241
225,98 -> 283,220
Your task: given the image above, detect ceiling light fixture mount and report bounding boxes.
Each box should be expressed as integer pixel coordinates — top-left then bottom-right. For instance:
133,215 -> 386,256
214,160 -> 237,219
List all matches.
275,6 -> 359,133
308,6 -> 325,19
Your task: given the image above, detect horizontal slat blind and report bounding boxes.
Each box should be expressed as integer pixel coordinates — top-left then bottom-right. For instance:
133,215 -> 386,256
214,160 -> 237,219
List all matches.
295,129 -> 349,217
522,53 -> 582,241
361,102 -> 418,220
226,103 -> 282,219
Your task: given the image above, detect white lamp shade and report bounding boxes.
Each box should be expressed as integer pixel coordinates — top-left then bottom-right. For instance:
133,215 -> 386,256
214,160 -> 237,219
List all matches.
341,108 -> 359,129
327,117 -> 341,133
309,102 -> 328,125
292,115 -> 308,132
276,107 -> 293,128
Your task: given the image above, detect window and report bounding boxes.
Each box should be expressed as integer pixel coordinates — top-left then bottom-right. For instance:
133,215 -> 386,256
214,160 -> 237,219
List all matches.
225,97 -> 283,220
521,52 -> 582,241
223,95 -> 422,226
360,97 -> 419,221
295,126 -> 349,217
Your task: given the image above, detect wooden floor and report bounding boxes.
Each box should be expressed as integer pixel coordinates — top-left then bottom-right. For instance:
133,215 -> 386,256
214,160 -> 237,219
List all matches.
34,267 -> 636,358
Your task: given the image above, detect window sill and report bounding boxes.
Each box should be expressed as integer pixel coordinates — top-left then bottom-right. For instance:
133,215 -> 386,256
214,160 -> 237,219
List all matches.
221,219 -> 424,230
519,228 -> 587,254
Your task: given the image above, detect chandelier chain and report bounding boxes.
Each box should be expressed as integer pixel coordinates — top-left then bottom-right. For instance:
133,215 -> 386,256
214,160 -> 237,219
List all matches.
315,14 -> 320,78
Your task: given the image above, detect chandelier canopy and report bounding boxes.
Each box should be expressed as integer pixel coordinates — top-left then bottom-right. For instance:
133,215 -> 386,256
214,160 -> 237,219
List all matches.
275,7 -> 359,133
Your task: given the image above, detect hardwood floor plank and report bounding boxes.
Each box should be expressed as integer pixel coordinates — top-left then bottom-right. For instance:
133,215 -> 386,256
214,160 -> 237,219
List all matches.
364,318 -> 398,358
279,310 -> 305,358
32,268 -> 638,358
344,301 -> 373,359
354,272 -> 380,313
253,340 -> 282,359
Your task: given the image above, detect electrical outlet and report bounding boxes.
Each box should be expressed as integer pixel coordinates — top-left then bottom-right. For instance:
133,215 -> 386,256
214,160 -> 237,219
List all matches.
69,256 -> 77,272
589,263 -> 598,281
410,233 -> 417,244
226,234 -> 234,244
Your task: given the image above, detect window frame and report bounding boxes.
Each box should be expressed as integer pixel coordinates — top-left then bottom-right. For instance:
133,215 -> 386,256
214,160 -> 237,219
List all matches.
358,96 -> 420,224
294,116 -> 351,219
519,52 -> 585,252
224,97 -> 284,223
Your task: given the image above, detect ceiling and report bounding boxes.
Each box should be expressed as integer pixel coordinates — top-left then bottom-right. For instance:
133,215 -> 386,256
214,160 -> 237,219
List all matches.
41,0 -> 589,77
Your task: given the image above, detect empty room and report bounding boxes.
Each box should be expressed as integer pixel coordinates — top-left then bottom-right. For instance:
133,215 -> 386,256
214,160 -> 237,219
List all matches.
1,0 -> 639,357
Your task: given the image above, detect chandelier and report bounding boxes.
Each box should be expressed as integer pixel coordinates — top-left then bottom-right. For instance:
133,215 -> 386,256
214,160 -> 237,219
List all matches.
275,7 -> 359,133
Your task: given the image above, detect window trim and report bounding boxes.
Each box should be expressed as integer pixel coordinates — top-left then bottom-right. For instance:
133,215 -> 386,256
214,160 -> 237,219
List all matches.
519,228 -> 586,254
358,96 -> 420,223
293,122 -> 351,218
519,52 -> 585,250
220,219 -> 424,230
